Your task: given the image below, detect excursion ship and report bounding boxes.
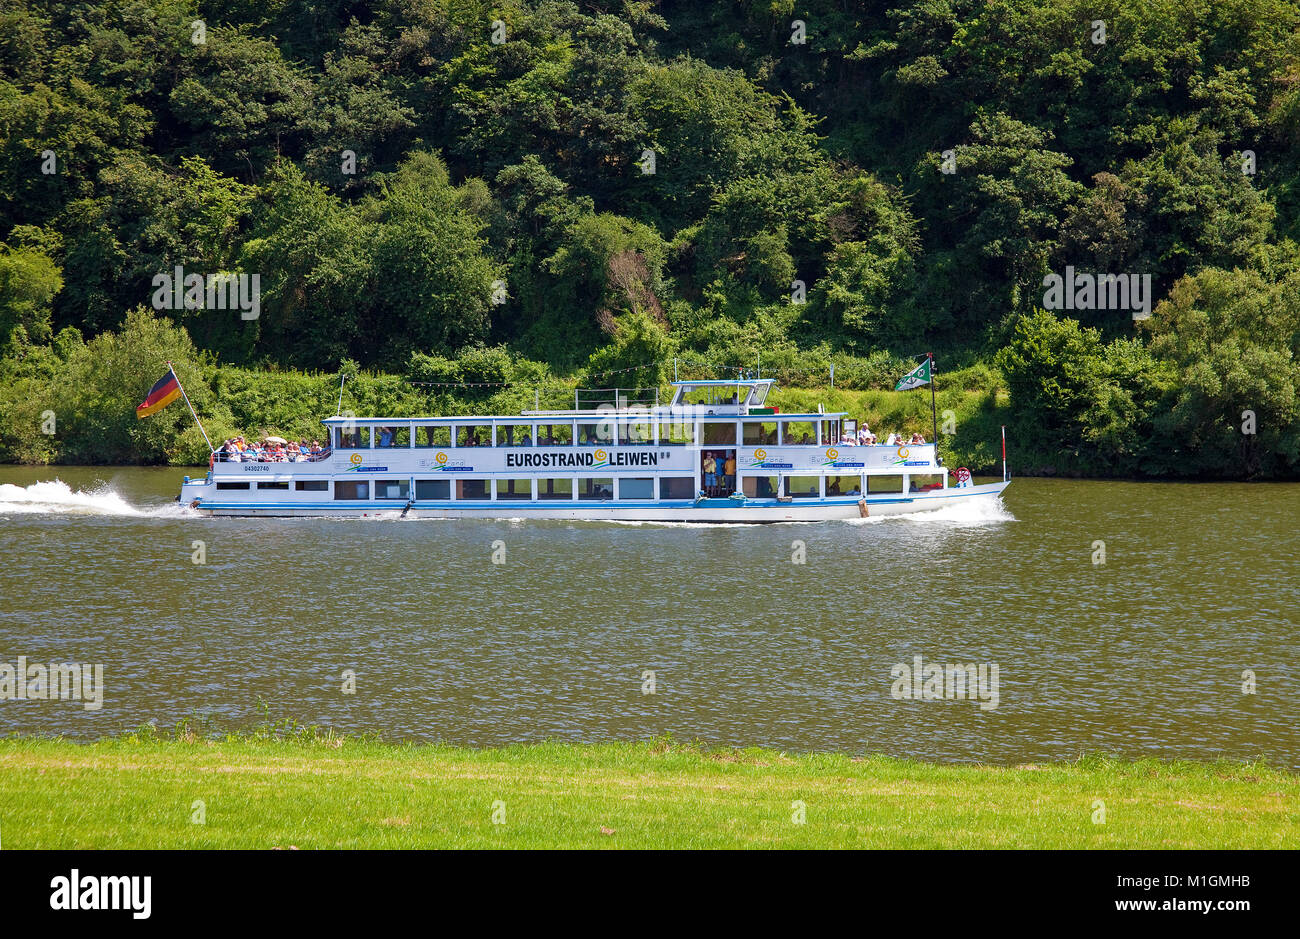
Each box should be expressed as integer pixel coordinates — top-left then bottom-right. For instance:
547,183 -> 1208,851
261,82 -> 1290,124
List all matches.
178,379 -> 1010,521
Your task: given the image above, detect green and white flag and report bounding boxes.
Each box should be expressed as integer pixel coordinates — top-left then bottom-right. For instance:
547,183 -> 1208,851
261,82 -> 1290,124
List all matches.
895,358 -> 932,391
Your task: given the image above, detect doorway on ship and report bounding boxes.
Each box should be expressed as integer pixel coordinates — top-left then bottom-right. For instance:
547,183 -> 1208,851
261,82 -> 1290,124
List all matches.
701,449 -> 737,497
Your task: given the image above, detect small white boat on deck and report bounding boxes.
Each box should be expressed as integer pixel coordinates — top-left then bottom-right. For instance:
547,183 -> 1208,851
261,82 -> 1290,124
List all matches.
178,379 -> 1009,521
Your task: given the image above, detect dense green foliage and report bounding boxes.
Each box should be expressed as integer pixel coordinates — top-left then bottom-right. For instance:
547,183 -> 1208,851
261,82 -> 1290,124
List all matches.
1,0 -> 1298,476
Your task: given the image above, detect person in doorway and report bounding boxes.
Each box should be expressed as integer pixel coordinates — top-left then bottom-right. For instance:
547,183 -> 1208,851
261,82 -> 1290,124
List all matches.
723,453 -> 736,490
703,452 -> 718,490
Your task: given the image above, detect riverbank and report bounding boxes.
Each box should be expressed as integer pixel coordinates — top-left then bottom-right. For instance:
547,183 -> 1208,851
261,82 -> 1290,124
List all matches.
2,733 -> 1295,848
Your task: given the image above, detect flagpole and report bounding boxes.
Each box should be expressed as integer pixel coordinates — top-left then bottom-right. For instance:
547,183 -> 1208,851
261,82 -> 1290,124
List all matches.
167,361 -> 214,454
927,353 -> 938,457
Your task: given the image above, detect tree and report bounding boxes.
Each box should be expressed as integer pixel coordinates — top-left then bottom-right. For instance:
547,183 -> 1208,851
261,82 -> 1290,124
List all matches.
0,235 -> 62,353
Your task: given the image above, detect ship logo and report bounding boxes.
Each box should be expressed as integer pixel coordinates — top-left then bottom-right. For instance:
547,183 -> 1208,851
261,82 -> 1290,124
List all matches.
349,453 -> 364,466
435,451 -> 448,465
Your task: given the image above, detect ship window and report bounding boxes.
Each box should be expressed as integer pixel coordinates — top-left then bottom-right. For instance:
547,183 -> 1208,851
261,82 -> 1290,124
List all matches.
576,421 -> 614,446
618,478 -> 653,499
456,425 -> 490,447
748,384 -> 770,406
375,426 -> 408,448
657,420 -> 692,446
336,426 -> 370,449
825,475 -> 862,496
497,423 -> 534,447
495,478 -> 533,500
295,480 -> 328,491
538,478 -> 574,500
415,425 -> 450,448
907,474 -> 944,493
781,421 -> 816,445
374,479 -> 409,500
216,481 -> 250,490
868,475 -> 904,493
622,414 -> 654,444
576,477 -> 613,500
741,475 -> 779,498
334,481 -> 369,500
784,476 -> 821,499
456,479 -> 488,499
702,422 -> 737,446
256,481 -> 289,490
659,476 -> 696,499
742,422 -> 779,445
536,423 -> 572,446
415,479 -> 450,500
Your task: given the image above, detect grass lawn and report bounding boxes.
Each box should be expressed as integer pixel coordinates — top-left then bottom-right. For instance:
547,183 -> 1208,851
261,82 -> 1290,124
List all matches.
2,733 -> 1296,848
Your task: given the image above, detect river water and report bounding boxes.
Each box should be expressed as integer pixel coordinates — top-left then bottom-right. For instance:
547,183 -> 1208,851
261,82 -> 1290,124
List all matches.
1,466 -> 1296,767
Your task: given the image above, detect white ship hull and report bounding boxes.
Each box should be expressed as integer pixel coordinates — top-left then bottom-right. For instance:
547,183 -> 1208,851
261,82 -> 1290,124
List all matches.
191,482 -> 1009,521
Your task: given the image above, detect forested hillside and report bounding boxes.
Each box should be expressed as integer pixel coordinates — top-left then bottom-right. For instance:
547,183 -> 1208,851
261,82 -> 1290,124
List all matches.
1,0 -> 1298,476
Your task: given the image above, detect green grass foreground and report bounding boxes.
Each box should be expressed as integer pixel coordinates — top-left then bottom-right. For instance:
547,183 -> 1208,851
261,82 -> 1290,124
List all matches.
2,733 -> 1297,849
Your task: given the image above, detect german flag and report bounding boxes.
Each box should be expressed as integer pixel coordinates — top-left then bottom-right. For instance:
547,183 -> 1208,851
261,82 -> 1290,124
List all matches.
136,367 -> 182,418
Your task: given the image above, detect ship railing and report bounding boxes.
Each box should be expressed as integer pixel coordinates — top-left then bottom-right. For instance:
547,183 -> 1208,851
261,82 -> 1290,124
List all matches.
573,387 -> 660,410
213,448 -> 333,465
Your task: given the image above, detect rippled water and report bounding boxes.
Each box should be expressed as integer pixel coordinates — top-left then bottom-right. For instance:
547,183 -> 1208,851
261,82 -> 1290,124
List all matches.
1,466 -> 1297,767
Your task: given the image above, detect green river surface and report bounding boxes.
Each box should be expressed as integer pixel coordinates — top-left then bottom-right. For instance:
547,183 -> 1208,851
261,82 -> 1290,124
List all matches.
1,466 -> 1296,767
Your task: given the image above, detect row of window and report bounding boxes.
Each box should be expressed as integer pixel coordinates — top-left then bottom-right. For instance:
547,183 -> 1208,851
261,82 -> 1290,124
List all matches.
218,477 -> 686,500
214,474 -> 942,500
332,419 -> 853,449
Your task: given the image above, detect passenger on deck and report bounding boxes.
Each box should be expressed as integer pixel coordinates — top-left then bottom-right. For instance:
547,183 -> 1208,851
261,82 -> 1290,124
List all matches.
910,432 -> 925,444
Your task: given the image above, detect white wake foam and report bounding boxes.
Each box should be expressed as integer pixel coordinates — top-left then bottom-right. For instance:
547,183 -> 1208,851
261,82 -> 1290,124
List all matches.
849,492 -> 1016,526
0,479 -> 145,516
